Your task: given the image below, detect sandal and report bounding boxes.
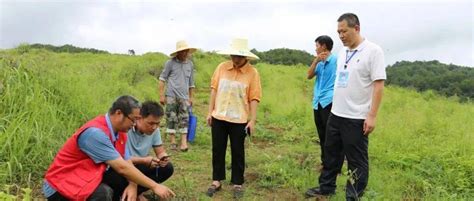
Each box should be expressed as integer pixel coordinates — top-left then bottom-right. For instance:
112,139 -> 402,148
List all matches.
206,184 -> 221,197
180,147 -> 189,152
170,143 -> 177,151
233,185 -> 244,199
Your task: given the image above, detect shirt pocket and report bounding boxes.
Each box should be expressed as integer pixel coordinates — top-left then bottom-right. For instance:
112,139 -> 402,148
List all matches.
184,67 -> 192,78
354,59 -> 370,80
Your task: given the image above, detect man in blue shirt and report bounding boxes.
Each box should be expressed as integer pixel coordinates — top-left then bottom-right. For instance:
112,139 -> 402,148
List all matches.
307,35 -> 338,168
305,35 -> 344,196
101,101 -> 174,201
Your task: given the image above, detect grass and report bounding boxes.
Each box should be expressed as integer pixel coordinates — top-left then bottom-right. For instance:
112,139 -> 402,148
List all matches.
0,46 -> 472,200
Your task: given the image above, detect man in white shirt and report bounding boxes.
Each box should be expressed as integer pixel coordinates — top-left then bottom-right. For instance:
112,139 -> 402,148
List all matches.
305,13 -> 386,200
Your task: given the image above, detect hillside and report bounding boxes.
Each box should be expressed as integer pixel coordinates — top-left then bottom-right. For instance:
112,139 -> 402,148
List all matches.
251,48 -> 314,66
0,47 -> 473,200
21,43 -> 109,54
387,60 -> 474,101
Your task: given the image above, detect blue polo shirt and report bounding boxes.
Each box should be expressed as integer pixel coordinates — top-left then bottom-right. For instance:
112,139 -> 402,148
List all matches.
127,126 -> 162,157
312,54 -> 337,110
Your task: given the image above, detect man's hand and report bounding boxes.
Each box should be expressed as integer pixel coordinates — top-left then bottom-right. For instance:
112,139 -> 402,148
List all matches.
317,51 -> 330,61
143,156 -> 159,168
160,96 -> 166,105
151,184 -> 175,200
363,114 -> 376,135
158,155 -> 170,167
311,56 -> 321,66
364,80 -> 384,136
188,98 -> 193,106
121,184 -> 138,201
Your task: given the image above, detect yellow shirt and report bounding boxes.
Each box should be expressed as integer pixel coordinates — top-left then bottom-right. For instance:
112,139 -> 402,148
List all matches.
210,61 -> 262,123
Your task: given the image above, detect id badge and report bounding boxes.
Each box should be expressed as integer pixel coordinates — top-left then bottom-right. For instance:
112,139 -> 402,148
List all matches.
336,70 -> 350,88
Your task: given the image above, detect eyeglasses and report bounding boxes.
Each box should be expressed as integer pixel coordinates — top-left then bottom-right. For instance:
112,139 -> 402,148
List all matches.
125,115 -> 137,124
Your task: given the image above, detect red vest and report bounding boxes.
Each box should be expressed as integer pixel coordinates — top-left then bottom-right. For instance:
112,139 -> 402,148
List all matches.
45,115 -> 127,200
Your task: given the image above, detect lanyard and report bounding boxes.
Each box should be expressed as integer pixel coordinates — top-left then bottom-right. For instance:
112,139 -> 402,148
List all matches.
344,50 -> 358,69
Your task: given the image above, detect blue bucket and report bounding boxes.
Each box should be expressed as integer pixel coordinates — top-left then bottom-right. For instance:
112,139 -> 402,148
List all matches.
187,107 -> 197,143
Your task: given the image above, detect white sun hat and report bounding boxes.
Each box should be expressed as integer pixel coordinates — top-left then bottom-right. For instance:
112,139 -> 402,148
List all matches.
169,40 -> 197,57
218,38 -> 260,60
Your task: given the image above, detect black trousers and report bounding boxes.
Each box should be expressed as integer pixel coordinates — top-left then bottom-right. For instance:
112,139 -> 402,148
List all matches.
319,113 -> 368,199
47,183 -> 114,201
211,117 -> 247,185
313,103 -> 332,165
102,163 -> 174,201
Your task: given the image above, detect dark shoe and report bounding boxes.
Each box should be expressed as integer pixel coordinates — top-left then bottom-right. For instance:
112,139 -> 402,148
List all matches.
180,147 -> 188,152
206,184 -> 221,197
305,187 -> 334,198
233,185 -> 244,199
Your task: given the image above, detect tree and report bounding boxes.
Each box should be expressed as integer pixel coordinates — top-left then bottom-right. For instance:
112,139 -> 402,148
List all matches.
251,48 -> 313,66
27,43 -> 109,54
386,60 -> 473,101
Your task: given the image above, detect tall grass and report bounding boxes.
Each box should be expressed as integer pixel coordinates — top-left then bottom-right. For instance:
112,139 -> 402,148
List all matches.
0,47 -> 472,200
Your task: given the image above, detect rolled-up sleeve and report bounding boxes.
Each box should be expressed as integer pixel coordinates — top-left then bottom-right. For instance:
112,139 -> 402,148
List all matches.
248,70 -> 262,102
189,63 -> 195,88
159,60 -> 172,82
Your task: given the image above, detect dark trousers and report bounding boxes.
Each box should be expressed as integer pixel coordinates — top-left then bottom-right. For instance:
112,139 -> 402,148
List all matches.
47,183 -> 114,201
211,117 -> 247,185
102,163 -> 174,201
319,113 -> 368,199
313,103 -> 332,165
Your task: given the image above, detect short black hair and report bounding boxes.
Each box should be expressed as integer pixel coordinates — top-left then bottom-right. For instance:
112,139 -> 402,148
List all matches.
140,101 -> 164,118
108,95 -> 141,116
337,13 -> 360,28
315,35 -> 334,51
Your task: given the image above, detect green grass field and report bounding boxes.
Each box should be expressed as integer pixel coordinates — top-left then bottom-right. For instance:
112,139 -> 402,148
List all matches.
0,47 -> 473,200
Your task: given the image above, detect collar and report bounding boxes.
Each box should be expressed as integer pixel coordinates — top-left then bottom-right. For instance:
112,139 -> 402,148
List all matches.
322,53 -> 334,63
226,61 -> 251,73
173,57 -> 189,64
131,125 -> 146,136
105,113 -> 117,141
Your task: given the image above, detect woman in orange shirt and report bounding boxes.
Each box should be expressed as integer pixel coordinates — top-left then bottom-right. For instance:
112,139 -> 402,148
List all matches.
206,38 -> 262,199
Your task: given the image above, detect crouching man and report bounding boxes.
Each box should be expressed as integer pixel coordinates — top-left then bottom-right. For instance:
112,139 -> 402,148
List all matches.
102,101 -> 174,200
43,95 -> 175,201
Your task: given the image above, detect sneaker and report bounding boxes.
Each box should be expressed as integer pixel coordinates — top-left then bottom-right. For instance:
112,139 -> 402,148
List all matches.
305,187 -> 335,198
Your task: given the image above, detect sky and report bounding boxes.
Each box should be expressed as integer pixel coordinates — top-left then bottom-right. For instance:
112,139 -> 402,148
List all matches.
1,0 -> 473,67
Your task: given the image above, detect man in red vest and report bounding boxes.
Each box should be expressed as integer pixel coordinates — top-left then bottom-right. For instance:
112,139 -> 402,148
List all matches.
43,95 -> 175,201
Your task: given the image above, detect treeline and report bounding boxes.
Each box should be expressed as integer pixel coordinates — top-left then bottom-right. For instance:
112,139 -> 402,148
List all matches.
386,60 -> 474,101
251,48 -> 313,66
26,43 -> 109,54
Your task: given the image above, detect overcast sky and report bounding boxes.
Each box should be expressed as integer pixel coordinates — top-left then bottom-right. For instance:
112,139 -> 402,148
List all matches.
1,0 -> 473,66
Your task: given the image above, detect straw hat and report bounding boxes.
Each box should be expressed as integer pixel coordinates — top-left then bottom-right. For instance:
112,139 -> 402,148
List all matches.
170,40 -> 197,57
218,38 -> 259,60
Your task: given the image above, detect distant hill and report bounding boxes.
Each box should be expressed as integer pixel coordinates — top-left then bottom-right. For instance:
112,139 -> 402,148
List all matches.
251,48 -> 313,66
26,43 -> 109,54
386,60 -> 473,101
